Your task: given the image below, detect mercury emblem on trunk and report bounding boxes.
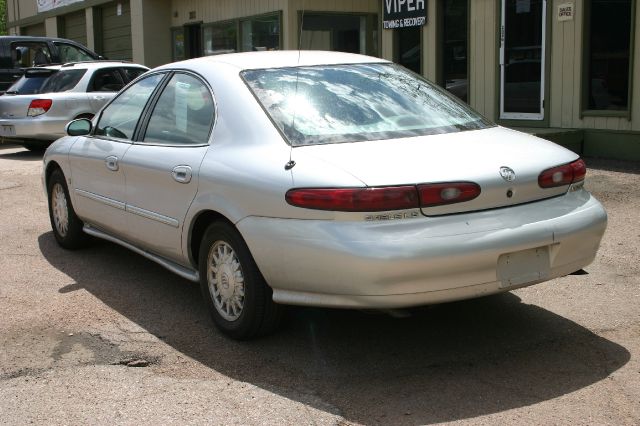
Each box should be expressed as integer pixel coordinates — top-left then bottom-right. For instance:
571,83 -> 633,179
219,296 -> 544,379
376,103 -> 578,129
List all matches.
499,166 -> 516,182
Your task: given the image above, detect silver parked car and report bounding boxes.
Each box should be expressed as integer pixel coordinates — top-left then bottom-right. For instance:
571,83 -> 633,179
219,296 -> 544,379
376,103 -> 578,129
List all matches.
42,51 -> 607,339
0,61 -> 148,150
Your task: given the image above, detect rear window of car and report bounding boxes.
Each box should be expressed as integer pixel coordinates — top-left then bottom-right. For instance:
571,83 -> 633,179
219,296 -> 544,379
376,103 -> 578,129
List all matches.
242,63 -> 493,146
39,69 -> 87,93
5,73 -> 52,95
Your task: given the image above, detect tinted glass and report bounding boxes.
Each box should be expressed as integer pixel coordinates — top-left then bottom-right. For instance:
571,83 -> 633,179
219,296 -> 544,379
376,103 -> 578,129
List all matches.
243,63 -> 492,146
5,72 -> 54,94
587,0 -> 632,110
56,43 -> 95,63
143,74 -> 214,145
40,69 -> 87,92
95,73 -> 164,140
395,27 -> 421,74
502,0 -> 544,114
443,0 -> 468,102
89,69 -> 124,92
11,42 -> 52,67
121,67 -> 147,82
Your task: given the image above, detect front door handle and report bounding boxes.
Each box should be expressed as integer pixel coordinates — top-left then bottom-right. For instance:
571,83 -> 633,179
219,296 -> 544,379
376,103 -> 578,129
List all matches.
105,155 -> 119,171
172,165 -> 192,184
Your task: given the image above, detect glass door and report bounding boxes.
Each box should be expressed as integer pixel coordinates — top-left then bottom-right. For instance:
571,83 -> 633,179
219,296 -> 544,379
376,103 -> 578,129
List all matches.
500,0 -> 546,120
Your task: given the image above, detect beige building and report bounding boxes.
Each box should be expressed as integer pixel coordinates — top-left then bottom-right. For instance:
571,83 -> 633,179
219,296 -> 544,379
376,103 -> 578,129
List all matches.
6,0 -> 640,159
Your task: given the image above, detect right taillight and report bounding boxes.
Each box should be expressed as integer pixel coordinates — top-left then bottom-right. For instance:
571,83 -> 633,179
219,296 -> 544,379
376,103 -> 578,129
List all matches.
538,159 -> 586,188
27,99 -> 53,117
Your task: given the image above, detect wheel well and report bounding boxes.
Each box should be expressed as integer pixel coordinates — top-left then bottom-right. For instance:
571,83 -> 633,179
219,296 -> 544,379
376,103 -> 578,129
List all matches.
45,161 -> 62,189
189,210 -> 235,268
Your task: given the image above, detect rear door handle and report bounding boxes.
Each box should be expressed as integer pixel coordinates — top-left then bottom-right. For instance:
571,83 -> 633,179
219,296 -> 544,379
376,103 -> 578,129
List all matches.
105,155 -> 119,171
172,165 -> 192,183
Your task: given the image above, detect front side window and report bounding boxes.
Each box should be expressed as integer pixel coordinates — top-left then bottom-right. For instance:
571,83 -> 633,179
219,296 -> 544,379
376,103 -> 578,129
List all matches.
241,14 -> 280,51
40,69 -> 87,92
55,43 -> 96,63
95,73 -> 165,140
143,74 -> 214,145
585,0 -> 634,111
243,63 -> 492,146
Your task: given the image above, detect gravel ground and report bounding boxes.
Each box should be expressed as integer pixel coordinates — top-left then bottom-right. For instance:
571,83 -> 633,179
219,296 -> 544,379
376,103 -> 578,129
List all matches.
0,143 -> 638,425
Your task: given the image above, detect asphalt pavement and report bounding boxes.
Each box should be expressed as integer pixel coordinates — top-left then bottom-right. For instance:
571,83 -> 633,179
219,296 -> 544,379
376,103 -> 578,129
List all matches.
0,143 -> 638,425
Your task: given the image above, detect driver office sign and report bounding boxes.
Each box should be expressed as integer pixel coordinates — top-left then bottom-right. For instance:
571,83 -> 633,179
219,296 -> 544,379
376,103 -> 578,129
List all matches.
383,0 -> 428,29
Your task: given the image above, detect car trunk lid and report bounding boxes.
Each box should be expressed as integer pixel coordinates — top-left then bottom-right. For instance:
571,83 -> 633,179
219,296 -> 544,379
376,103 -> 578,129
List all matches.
291,126 -> 580,216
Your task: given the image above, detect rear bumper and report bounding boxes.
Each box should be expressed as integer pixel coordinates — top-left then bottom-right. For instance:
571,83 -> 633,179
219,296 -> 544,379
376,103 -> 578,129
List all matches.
238,190 -> 607,308
0,117 -> 67,141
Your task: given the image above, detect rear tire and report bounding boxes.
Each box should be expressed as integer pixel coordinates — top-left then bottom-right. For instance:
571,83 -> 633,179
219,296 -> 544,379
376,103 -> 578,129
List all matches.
198,222 -> 283,339
47,168 -> 89,249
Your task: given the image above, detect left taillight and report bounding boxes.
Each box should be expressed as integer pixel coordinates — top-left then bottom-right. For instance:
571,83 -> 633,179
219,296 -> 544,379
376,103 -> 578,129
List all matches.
27,99 -> 53,117
285,186 -> 419,212
538,159 -> 586,188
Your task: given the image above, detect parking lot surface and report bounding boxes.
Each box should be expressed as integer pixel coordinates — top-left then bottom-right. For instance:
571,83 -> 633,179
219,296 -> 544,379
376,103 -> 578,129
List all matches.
0,143 -> 639,425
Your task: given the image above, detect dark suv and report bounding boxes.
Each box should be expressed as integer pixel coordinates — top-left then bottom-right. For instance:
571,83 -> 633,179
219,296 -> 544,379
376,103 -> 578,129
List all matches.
0,36 -> 102,93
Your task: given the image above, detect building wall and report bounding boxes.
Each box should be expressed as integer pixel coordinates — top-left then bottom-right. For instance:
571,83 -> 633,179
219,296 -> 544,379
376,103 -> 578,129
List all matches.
549,0 -> 640,132
469,0 -> 499,120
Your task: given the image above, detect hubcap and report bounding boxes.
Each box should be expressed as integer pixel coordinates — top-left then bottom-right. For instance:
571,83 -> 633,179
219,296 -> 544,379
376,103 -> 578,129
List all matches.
51,183 -> 69,237
207,240 -> 245,321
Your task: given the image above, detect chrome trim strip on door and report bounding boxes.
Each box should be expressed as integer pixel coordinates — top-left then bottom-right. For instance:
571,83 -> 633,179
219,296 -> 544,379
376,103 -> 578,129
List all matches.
125,204 -> 180,228
75,189 -> 126,210
83,224 -> 199,282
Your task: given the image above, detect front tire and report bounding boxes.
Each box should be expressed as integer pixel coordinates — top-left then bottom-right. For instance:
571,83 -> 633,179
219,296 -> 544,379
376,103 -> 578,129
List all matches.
198,222 -> 283,339
47,168 -> 88,249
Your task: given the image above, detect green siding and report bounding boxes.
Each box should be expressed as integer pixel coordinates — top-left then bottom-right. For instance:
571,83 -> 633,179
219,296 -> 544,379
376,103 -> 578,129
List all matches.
100,0 -> 132,61
62,10 -> 87,47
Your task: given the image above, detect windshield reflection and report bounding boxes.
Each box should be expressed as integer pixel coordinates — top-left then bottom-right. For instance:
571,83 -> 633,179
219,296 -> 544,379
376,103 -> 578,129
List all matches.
242,63 -> 493,146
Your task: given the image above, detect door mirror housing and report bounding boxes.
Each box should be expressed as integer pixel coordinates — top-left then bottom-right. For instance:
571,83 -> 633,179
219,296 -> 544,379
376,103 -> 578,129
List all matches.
66,118 -> 92,136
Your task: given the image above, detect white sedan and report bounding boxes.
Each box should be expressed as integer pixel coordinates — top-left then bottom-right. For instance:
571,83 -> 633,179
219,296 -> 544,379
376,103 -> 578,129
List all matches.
0,61 -> 147,150
42,51 -> 607,339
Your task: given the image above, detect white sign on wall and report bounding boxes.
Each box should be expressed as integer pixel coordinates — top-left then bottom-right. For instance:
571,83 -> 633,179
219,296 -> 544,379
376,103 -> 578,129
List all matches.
37,0 -> 84,13
558,2 -> 575,21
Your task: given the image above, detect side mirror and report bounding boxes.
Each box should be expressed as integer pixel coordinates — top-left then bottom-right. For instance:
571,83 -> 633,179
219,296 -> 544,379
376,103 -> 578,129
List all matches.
66,118 -> 92,136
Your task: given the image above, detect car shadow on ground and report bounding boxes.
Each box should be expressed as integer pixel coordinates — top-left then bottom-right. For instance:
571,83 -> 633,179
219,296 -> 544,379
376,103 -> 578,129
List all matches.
38,232 -> 629,425
0,146 -> 44,161
586,157 -> 640,175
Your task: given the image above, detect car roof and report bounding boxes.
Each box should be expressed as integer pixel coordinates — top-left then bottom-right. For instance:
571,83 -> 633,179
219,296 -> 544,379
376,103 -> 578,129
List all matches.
0,35 -> 86,44
34,61 -> 148,71
156,50 -> 390,72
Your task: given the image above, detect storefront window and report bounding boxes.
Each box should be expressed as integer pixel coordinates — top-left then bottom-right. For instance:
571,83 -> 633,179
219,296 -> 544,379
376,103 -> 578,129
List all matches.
203,22 -> 237,55
394,27 -> 421,74
586,0 -> 633,111
300,13 -> 378,56
172,28 -> 185,61
442,0 -> 468,102
240,14 -> 280,52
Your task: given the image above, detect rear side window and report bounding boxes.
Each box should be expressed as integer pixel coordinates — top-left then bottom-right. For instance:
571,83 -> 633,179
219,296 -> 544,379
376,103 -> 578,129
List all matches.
121,67 -> 147,82
89,69 -> 125,92
11,42 -> 52,67
143,73 -> 214,145
40,69 -> 87,92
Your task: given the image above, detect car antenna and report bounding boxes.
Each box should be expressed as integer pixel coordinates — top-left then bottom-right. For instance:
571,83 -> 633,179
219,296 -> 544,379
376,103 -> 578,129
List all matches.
285,0 -> 305,171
